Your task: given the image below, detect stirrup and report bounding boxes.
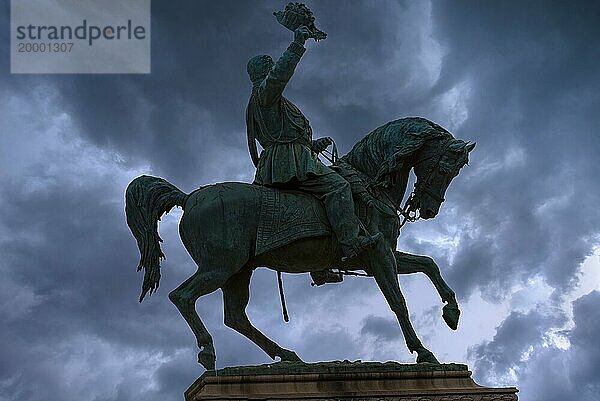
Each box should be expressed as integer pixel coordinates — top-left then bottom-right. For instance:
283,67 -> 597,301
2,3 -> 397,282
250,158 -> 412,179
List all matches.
341,232 -> 382,262
311,270 -> 343,286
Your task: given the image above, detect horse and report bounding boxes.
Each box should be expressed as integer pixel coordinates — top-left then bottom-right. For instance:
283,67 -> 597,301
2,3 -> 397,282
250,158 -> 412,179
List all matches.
125,117 -> 475,370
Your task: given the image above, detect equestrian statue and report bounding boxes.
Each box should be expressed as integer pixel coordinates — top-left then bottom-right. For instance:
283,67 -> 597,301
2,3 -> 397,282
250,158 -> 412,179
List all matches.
125,3 -> 475,371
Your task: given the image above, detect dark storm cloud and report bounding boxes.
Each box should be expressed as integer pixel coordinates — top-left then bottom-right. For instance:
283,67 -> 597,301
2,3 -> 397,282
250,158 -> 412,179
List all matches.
567,291 -> 600,395
2,1 -> 600,401
0,170 -> 188,400
411,4 -> 600,397
360,315 -> 401,342
468,308 -> 568,382
423,1 -> 600,298
469,291 -> 600,401
2,0 -> 445,185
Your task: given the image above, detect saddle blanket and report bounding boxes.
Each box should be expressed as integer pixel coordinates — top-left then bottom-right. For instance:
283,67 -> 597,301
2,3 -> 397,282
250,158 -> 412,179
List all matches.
255,188 -> 331,255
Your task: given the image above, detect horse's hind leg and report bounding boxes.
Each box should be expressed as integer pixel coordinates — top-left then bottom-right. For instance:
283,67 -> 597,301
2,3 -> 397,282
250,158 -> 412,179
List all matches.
222,267 -> 302,363
395,251 -> 460,330
370,242 -> 439,364
169,269 -> 231,370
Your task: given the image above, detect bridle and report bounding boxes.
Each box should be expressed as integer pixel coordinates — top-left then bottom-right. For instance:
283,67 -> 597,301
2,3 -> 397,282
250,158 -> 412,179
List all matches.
399,140 -> 452,228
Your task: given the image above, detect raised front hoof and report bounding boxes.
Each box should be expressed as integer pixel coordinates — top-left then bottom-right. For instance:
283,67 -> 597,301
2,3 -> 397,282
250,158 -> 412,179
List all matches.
277,349 -> 303,363
415,348 -> 440,364
442,303 -> 461,330
198,348 -> 216,371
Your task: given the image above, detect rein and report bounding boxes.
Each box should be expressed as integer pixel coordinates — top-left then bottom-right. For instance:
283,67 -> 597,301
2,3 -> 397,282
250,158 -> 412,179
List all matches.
320,141 -> 338,164
399,192 -> 419,228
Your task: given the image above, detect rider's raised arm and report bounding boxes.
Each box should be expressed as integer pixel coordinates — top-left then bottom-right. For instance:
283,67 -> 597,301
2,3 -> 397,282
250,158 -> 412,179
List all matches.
258,27 -> 310,107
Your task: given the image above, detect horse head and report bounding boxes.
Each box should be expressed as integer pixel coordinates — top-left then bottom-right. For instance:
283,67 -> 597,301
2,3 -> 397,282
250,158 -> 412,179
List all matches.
411,139 -> 475,219
340,117 -> 475,224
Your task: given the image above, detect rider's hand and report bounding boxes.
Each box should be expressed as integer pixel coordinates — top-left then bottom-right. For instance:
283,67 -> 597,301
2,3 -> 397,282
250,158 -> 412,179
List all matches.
294,26 -> 311,44
312,137 -> 333,153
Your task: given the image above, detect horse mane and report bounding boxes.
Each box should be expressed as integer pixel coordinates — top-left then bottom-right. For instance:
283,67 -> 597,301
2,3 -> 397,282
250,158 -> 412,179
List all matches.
340,117 -> 454,188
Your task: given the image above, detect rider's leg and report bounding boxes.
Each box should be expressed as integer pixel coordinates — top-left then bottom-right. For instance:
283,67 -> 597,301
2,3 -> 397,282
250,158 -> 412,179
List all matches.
297,172 -> 381,260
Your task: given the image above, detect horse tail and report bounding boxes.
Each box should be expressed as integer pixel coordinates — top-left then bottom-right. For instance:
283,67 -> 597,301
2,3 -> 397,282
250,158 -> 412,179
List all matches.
125,175 -> 189,303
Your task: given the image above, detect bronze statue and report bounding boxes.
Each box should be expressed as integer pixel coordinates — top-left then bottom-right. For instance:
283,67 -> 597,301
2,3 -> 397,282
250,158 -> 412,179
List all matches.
125,3 -> 475,371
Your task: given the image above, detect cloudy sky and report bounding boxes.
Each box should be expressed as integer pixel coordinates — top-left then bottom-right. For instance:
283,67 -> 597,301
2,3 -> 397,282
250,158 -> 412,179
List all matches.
2,1 -> 600,400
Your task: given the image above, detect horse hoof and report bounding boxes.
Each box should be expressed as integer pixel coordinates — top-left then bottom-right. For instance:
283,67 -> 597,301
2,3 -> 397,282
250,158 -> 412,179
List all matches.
416,348 -> 440,364
198,348 -> 216,371
278,349 -> 303,363
442,303 -> 460,330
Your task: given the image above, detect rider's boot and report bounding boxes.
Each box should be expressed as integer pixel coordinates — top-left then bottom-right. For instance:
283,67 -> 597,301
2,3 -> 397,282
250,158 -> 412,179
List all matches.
340,232 -> 382,262
318,179 -> 383,262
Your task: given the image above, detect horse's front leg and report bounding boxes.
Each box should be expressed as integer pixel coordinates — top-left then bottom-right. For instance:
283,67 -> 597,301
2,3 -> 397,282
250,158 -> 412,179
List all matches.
369,241 -> 439,364
395,251 -> 460,330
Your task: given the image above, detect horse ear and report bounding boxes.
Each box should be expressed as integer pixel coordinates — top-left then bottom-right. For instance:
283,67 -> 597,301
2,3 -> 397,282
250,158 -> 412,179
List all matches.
466,142 -> 476,152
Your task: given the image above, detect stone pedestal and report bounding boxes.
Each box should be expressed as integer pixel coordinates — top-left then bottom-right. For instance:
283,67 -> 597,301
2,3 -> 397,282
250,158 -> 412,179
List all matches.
184,361 -> 518,400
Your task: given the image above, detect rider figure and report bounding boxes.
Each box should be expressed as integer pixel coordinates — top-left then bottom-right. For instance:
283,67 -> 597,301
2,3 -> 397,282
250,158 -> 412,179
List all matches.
246,26 -> 381,266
